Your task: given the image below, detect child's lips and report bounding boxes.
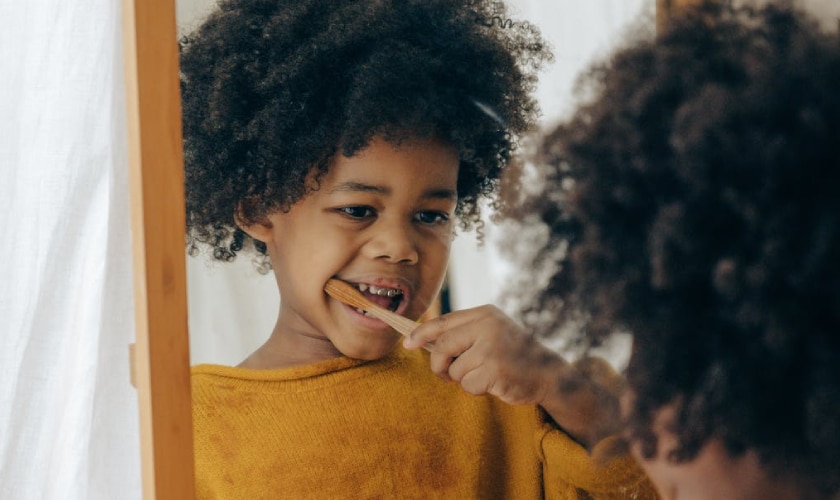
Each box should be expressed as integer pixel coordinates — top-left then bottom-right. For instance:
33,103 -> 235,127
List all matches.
337,300 -> 406,334
326,279 -> 422,338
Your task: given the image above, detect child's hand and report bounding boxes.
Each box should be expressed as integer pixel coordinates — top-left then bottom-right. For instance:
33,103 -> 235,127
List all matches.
403,305 -> 622,449
403,305 -> 564,407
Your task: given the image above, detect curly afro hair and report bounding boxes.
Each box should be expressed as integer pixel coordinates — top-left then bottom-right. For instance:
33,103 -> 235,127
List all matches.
180,0 -> 551,263
504,3 -> 840,495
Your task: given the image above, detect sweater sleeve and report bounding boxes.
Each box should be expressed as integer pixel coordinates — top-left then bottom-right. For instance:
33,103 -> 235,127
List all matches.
534,355 -> 659,498
537,423 -> 660,500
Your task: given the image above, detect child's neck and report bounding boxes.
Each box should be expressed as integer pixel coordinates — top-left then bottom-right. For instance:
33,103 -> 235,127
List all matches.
237,323 -> 343,369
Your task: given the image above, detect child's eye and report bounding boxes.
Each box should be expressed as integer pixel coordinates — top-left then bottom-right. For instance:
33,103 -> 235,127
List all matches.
414,211 -> 450,225
338,206 -> 376,219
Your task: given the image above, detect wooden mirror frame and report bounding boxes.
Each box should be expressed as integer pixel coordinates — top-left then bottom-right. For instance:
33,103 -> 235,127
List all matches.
122,0 -> 195,497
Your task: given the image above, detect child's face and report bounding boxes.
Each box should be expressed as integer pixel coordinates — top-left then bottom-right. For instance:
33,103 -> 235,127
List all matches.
255,136 -> 459,361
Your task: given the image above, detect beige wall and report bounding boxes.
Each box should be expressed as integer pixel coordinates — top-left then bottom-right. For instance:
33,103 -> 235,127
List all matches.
176,0 -> 216,32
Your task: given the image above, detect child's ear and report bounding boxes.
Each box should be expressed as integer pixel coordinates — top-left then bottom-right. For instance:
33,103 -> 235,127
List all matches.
234,203 -> 275,243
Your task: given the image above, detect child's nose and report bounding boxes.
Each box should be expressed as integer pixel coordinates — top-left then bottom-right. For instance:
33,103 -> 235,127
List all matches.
362,219 -> 419,265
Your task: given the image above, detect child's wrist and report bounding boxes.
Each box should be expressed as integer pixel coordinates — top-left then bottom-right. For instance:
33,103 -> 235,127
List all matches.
538,358 -> 622,450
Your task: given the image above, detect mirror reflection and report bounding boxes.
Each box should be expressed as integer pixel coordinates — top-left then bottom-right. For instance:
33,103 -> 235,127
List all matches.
174,1 -> 840,499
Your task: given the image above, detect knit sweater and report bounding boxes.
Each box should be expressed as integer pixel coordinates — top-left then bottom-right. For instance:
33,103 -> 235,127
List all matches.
192,346 -> 656,499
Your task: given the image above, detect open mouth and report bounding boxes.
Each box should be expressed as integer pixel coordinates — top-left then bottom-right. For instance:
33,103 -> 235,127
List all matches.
355,283 -> 404,313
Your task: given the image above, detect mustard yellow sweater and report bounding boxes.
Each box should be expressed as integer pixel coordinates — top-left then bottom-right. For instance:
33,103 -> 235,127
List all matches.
192,346 -> 656,499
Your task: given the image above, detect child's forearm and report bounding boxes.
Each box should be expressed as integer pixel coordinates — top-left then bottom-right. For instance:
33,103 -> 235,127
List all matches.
538,356 -> 623,450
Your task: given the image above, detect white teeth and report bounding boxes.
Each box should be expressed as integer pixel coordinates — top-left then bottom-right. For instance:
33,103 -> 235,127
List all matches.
358,283 -> 403,297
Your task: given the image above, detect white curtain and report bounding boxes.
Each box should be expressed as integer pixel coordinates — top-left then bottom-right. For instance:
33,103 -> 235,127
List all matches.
0,0 -> 141,498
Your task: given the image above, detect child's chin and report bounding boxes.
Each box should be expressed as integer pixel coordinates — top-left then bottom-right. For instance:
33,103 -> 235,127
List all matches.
339,338 -> 400,361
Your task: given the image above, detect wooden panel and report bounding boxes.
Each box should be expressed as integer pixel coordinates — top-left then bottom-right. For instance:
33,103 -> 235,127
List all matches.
121,0 -> 195,498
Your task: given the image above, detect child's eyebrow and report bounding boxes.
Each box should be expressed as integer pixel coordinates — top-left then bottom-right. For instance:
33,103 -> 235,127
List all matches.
328,181 -> 386,194
328,181 -> 457,200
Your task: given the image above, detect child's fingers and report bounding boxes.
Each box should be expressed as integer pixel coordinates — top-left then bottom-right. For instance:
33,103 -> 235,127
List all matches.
449,354 -> 512,399
404,305 -> 502,349
409,308 -> 498,380
428,353 -> 455,382
402,315 -> 445,350
450,345 -> 547,405
426,327 -> 480,379
444,341 -> 488,383
458,366 -> 495,396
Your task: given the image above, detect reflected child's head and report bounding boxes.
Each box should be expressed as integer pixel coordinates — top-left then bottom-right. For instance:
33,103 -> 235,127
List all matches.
180,0 -> 551,263
506,3 -> 840,497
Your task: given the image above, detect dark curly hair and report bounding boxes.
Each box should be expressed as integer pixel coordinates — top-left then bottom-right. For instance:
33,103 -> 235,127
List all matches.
180,0 -> 551,262
504,3 -> 840,495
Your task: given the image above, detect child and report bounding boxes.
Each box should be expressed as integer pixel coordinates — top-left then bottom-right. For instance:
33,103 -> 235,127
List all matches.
504,3 -> 840,498
181,0 -> 655,498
